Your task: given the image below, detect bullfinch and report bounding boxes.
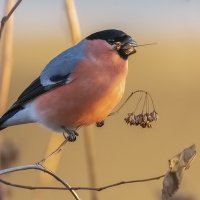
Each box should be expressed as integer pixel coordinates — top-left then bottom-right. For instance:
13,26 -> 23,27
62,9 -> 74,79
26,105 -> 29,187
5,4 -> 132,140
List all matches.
0,29 -> 137,141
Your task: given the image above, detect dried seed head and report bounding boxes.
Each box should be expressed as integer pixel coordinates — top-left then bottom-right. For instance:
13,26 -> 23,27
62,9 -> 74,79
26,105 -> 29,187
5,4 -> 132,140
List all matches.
147,121 -> 152,128
143,114 -> 148,123
124,113 -> 134,125
137,114 -> 143,124
96,121 -> 105,127
140,122 -> 147,128
124,110 -> 158,128
130,115 -> 136,125
150,110 -> 158,121
123,90 -> 158,128
146,113 -> 154,122
134,115 -> 140,125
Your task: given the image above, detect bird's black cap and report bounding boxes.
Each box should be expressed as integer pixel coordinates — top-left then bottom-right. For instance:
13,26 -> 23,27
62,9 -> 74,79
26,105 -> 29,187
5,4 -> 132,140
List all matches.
86,29 -> 136,60
86,29 -> 128,41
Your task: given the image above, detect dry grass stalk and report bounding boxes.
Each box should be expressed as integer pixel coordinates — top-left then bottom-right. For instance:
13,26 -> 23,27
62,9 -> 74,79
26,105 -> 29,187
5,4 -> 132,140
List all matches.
83,126 -> 98,200
65,0 -> 81,44
38,1 -> 98,199
0,1 -> 15,199
65,1 -> 98,199
0,0 -> 14,115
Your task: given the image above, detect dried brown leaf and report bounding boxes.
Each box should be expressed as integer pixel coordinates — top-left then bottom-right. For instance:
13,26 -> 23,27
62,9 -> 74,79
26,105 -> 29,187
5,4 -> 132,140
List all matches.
162,145 -> 196,200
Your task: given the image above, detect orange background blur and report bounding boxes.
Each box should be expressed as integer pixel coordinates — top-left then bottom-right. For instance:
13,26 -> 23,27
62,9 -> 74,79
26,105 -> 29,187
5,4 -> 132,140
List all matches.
0,0 -> 200,199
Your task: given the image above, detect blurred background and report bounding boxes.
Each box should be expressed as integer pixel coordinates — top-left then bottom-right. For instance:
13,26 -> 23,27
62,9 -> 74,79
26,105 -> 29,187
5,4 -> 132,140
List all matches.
0,0 -> 200,199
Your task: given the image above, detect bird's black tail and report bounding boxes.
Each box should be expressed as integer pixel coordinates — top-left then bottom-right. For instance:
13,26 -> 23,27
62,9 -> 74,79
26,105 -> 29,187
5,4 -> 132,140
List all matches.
0,106 -> 22,131
0,117 -> 6,131
0,113 -> 9,131
0,126 -> 6,131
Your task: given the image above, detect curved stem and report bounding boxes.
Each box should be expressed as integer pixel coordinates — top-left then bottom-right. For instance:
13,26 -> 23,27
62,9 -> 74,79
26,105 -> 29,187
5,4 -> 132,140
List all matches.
0,164 -> 81,200
133,91 -> 143,113
142,92 -> 148,114
109,90 -> 146,116
0,173 -> 165,191
147,92 -> 156,111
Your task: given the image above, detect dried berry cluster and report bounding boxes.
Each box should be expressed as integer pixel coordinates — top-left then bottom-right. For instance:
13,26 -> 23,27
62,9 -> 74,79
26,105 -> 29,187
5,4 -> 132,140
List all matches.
124,110 -> 158,128
123,90 -> 158,128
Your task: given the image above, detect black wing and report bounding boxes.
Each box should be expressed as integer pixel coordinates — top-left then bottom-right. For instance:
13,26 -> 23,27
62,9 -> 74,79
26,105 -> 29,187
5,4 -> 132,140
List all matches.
0,74 -> 70,126
15,77 -> 47,105
13,73 -> 71,106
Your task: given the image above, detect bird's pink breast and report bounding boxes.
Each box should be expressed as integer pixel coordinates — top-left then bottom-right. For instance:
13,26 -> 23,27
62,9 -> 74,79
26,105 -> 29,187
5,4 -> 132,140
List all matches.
34,42 -> 128,129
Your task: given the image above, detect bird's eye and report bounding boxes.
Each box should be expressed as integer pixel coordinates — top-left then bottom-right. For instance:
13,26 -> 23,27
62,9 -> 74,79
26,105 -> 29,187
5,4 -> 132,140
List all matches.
107,39 -> 115,45
115,42 -> 122,50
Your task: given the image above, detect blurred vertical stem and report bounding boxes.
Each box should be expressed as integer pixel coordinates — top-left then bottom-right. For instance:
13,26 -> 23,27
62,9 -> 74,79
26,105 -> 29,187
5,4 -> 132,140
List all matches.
0,0 -> 14,115
82,126 -> 98,200
65,1 -> 98,200
37,1 -> 98,200
65,0 -> 81,44
0,1 -> 14,200
65,0 -> 98,200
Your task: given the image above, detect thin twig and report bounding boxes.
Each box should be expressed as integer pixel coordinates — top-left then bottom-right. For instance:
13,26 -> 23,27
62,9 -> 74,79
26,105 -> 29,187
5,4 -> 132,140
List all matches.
0,0 -> 22,40
133,91 -> 143,113
0,164 -> 81,200
38,138 -> 68,164
142,92 -> 148,114
0,172 -> 165,191
109,90 -> 146,116
147,92 -> 156,111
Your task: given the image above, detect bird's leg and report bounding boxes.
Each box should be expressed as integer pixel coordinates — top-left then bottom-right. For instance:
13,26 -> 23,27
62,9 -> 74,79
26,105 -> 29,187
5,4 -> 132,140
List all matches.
96,120 -> 105,127
62,127 -> 79,142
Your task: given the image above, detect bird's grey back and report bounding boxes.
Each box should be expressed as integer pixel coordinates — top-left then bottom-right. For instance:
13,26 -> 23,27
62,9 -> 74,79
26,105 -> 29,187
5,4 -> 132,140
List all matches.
40,40 -> 87,86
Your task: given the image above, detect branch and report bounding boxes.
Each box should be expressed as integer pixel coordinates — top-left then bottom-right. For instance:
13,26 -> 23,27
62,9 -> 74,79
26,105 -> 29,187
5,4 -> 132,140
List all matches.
108,90 -> 155,116
0,165 -> 164,191
0,163 -> 81,200
38,137 -> 68,164
0,0 -> 23,40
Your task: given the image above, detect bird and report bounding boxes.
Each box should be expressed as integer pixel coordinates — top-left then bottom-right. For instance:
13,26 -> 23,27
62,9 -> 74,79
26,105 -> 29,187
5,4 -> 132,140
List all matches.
0,29 -> 137,141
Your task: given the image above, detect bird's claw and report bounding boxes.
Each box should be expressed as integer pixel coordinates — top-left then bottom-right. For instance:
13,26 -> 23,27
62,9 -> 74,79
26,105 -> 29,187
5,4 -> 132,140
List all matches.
96,120 -> 105,127
67,132 -> 77,142
63,128 -> 78,142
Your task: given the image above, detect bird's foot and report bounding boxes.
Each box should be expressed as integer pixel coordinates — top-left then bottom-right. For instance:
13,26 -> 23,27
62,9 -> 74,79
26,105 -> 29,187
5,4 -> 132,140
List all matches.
63,127 -> 79,142
96,120 -> 105,127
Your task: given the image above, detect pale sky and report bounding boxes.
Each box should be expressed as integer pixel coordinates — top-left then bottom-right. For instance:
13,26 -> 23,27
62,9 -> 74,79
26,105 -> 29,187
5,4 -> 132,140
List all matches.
1,0 -> 200,40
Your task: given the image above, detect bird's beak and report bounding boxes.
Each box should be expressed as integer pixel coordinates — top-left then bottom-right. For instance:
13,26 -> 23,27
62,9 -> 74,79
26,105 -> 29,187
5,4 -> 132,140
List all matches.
121,37 -> 137,56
